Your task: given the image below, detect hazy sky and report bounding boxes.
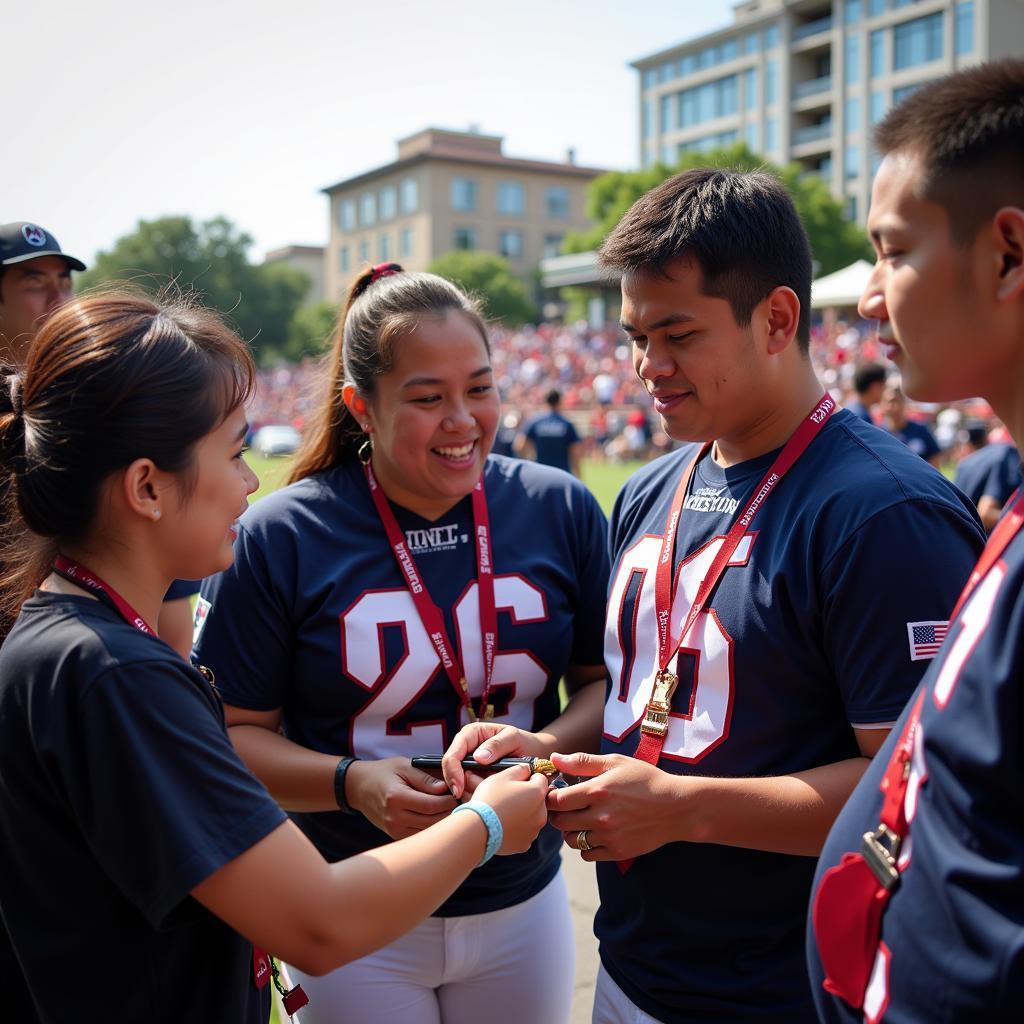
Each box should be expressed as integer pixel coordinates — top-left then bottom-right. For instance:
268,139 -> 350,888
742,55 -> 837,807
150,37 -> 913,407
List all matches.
4,0 -> 734,264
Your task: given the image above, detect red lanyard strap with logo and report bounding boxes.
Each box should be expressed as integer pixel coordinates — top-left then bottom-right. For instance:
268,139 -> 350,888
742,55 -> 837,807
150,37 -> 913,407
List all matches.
364,464 -> 498,722
53,556 -> 157,635
634,393 -> 836,767
813,487 -> 1024,1009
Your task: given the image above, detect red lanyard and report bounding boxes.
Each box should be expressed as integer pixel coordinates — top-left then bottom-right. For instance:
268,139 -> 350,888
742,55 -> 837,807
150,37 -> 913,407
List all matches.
53,556 -> 157,635
363,464 -> 498,722
634,393 -> 836,765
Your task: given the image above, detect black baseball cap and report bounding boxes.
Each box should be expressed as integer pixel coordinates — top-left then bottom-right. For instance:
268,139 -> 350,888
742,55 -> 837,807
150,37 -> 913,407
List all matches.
0,222 -> 86,272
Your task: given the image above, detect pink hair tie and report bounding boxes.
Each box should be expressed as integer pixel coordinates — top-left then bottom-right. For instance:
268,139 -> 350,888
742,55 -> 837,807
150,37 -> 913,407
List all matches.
369,262 -> 403,284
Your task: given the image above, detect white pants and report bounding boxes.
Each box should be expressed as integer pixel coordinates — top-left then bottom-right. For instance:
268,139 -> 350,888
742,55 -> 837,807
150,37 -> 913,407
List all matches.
289,870 -> 574,1024
592,964 -> 667,1024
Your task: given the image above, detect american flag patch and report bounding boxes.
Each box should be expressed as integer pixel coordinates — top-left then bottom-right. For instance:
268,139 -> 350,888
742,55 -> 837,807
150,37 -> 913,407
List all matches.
907,620 -> 949,661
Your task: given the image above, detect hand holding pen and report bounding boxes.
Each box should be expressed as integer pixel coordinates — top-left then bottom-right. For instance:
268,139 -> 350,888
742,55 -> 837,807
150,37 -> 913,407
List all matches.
438,722 -> 557,799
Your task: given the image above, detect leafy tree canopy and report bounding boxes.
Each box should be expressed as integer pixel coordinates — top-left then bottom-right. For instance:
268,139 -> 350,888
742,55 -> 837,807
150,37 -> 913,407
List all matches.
77,215 -> 311,365
286,299 -> 340,362
427,251 -> 537,327
562,144 -> 871,277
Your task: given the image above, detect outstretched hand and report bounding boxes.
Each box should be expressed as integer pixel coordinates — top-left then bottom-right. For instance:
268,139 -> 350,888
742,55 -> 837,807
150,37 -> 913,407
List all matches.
442,723 -> 546,799
546,751 -> 685,861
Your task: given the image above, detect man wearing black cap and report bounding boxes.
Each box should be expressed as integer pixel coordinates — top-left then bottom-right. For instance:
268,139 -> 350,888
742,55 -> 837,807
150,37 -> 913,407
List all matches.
0,221 -> 86,364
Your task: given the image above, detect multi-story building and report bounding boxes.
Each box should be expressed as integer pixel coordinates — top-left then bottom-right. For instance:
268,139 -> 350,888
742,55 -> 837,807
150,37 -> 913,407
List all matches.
633,0 -> 1023,224
322,127 -> 603,302
263,244 -> 325,307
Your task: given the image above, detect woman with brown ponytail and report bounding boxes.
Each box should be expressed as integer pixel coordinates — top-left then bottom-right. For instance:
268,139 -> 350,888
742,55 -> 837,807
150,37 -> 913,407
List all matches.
0,290 -> 550,1023
193,264 -> 610,1023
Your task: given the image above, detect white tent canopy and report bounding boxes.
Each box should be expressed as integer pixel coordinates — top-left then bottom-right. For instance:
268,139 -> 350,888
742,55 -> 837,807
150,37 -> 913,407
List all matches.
810,259 -> 874,310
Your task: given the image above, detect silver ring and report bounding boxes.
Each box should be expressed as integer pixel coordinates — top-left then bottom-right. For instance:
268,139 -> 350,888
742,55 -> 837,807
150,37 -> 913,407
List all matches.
576,829 -> 592,852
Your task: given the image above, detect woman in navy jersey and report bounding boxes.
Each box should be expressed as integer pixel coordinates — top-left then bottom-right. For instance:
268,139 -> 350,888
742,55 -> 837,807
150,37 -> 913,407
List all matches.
193,264 -> 610,1024
0,291 -> 550,1024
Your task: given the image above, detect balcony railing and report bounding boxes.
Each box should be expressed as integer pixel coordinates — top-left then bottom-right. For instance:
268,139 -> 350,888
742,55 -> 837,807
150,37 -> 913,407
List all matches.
793,121 -> 834,145
793,75 -> 833,99
793,15 -> 833,41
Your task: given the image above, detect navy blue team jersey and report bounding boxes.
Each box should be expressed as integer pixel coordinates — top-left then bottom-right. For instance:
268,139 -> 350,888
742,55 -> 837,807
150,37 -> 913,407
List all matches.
597,410 -> 984,1023
0,592 -> 287,1024
524,411 -> 580,472
953,441 -> 1021,509
889,420 -> 940,462
809,525 -> 1024,1022
194,454 -> 609,916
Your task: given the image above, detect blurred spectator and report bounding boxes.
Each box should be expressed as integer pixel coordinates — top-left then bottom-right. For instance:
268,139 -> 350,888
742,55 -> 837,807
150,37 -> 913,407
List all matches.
516,388 -> 581,477
845,363 -> 887,423
953,423 -> 1022,533
492,412 -> 520,458
881,384 -> 941,467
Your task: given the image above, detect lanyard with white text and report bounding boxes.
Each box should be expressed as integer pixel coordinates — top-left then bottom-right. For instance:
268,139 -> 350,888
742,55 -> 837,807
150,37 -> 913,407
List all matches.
363,463 -> 498,722
635,393 -> 836,766
53,556 -> 158,635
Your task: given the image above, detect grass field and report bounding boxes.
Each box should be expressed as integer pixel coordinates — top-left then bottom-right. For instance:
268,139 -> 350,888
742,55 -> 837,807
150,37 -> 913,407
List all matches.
246,453 -> 644,516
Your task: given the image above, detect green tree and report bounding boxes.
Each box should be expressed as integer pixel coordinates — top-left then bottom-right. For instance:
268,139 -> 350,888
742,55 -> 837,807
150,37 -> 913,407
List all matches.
562,144 -> 870,276
427,251 -> 537,326
286,299 -> 340,361
77,215 -> 310,365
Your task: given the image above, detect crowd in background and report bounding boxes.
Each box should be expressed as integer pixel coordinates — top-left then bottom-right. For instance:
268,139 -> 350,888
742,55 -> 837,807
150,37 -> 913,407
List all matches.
247,316 -> 1008,469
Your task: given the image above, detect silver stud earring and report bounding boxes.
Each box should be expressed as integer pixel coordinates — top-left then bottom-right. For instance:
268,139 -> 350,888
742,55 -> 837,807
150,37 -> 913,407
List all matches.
152,509 -> 161,520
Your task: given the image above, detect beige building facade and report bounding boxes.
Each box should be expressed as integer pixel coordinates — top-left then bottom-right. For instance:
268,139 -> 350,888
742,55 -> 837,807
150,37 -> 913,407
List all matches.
322,128 -> 603,302
263,244 -> 325,307
633,0 -> 1024,225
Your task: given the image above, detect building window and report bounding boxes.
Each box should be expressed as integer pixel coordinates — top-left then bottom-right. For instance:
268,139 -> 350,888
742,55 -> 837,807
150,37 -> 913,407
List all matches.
846,195 -> 858,222
660,61 -> 674,83
360,192 -> 376,227
677,129 -> 738,156
744,32 -> 759,55
679,73 -> 741,128
660,93 -> 674,133
400,177 -> 418,214
869,30 -> 885,78
543,233 -> 564,259
399,227 -> 413,259
869,0 -> 886,15
379,234 -> 391,261
643,99 -> 653,139
499,230 -> 523,260
893,80 -> 931,104
845,0 -> 862,23
339,199 -> 357,232
955,1 -> 974,55
661,143 -> 675,165
845,34 -> 860,86
339,246 -> 349,272
359,239 -> 370,263
845,144 -> 861,180
497,182 -> 525,216
845,97 -> 861,136
893,12 -> 943,70
870,89 -> 887,124
743,67 -> 757,111
765,60 -> 778,105
379,186 -> 397,221
763,24 -> 780,49
765,117 -> 778,154
451,177 -> 478,212
720,38 -> 739,62
545,186 -> 570,219
745,121 -> 759,152
642,68 -> 657,89
453,227 -> 477,251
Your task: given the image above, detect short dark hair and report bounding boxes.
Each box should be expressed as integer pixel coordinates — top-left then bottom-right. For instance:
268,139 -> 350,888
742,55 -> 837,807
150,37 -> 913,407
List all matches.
874,59 -> 1024,243
853,362 -> 887,396
599,167 -> 812,351
545,388 -> 561,407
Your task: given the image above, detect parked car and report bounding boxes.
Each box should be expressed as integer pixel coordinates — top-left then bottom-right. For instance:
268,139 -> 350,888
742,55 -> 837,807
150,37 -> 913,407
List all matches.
250,424 -> 302,457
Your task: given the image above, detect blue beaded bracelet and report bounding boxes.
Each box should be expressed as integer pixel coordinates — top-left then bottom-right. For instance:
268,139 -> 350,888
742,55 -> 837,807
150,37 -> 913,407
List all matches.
452,800 -> 503,866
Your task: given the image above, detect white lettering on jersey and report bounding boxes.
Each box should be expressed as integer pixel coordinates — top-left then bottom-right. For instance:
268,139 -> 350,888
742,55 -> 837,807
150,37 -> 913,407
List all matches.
604,532 -> 753,762
682,486 -> 740,515
405,522 -> 463,553
342,576 -> 549,759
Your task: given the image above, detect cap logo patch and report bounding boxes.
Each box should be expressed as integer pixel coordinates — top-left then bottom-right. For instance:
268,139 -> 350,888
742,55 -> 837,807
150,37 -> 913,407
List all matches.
21,224 -> 46,247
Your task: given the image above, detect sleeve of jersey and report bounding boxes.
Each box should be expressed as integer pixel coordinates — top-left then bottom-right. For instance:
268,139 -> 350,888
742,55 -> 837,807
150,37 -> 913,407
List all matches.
192,522 -> 293,711
569,490 -> 610,667
986,452 -> 1020,505
820,499 -> 984,725
73,660 -> 287,927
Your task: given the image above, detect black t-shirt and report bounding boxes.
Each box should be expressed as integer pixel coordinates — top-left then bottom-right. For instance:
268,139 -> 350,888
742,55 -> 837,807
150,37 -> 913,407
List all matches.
0,591 -> 287,1023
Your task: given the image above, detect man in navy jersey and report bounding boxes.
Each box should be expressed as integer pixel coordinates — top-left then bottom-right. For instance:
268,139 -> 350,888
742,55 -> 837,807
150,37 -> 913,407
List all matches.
880,384 -> 941,466
544,168 -> 985,1023
517,388 -> 581,476
845,362 -> 887,424
808,61 -> 1024,1021
953,423 -> 1020,533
